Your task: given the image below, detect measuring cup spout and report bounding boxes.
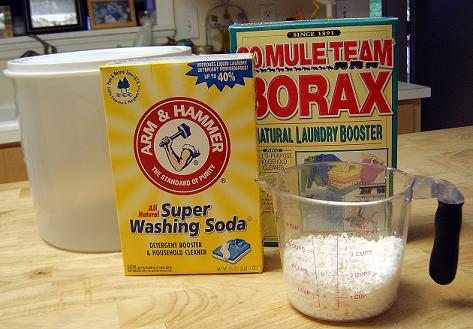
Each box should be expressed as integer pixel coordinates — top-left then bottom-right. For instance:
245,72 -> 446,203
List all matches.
410,175 -> 464,285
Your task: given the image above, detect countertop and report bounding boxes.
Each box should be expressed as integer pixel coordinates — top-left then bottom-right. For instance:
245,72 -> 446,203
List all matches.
398,81 -> 431,101
1,126 -> 472,328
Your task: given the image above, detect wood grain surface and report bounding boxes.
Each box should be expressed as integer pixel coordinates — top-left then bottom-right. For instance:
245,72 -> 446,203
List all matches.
1,126 -> 473,329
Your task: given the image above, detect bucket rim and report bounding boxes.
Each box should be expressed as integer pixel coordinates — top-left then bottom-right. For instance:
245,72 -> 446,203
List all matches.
4,46 -> 191,78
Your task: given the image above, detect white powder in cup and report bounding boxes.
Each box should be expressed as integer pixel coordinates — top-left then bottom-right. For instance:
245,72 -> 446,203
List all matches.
283,234 -> 404,321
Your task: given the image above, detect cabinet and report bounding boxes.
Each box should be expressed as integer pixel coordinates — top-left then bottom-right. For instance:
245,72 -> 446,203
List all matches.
0,143 -> 28,183
397,81 -> 431,134
398,99 -> 421,134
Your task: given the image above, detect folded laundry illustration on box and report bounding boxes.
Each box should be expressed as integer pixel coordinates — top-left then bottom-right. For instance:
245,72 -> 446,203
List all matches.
212,239 -> 251,264
361,153 -> 385,185
304,154 -> 341,189
327,163 -> 362,195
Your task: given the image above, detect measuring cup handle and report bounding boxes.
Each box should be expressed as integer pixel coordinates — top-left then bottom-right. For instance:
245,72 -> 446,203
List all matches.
429,201 -> 462,285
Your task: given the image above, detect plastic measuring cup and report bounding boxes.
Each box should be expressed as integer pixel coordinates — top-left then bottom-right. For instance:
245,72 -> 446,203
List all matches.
4,46 -> 191,252
256,161 -> 463,321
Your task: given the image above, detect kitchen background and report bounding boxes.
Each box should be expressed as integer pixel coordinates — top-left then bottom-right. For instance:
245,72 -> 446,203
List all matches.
0,0 -> 471,183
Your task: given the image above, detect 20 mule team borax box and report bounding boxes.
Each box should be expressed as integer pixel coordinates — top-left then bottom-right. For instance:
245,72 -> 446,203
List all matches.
100,53 -> 263,274
230,17 -> 398,245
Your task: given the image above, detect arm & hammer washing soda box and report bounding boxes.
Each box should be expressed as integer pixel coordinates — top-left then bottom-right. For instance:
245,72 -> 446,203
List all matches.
230,17 -> 398,246
100,53 -> 263,274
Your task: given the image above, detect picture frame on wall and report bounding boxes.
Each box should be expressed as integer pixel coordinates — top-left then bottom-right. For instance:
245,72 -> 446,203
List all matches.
25,0 -> 84,34
87,0 -> 137,30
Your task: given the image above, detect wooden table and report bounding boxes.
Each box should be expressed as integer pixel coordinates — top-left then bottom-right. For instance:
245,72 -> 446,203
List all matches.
1,127 -> 472,328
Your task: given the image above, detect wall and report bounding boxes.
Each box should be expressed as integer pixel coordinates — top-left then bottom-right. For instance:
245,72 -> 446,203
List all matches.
174,0 -> 370,45
336,0 -> 370,18
174,0 -> 331,45
412,0 -> 473,130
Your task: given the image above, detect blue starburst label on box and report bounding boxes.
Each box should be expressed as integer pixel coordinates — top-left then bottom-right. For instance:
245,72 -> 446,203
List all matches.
186,59 -> 253,91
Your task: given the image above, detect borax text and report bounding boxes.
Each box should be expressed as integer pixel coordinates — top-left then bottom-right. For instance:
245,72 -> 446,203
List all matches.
237,39 -> 394,119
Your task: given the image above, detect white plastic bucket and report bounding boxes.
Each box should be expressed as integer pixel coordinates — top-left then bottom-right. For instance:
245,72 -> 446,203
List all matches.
4,46 -> 192,252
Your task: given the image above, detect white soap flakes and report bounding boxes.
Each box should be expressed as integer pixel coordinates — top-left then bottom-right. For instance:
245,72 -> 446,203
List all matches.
283,234 -> 404,321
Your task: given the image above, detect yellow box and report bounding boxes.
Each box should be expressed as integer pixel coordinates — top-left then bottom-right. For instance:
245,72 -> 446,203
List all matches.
230,18 -> 398,245
100,53 -> 263,275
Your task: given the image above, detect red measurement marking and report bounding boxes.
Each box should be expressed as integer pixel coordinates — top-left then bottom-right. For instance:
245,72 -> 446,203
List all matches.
354,230 -> 379,237
354,250 -> 373,256
297,287 -> 311,295
291,264 -> 308,273
296,256 -> 312,263
351,271 -> 372,278
286,223 -> 301,230
290,242 -> 305,252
